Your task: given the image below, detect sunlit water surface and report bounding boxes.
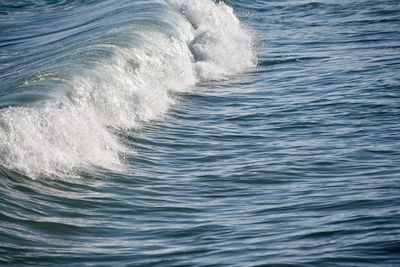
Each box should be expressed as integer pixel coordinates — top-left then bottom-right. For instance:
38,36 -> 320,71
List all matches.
1,0 -> 400,266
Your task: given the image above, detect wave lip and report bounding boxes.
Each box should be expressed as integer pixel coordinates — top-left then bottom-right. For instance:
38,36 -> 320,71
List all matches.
169,0 -> 256,81
0,0 -> 256,178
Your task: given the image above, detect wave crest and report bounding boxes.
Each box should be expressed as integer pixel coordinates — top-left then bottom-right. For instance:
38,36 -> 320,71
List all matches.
0,0 -> 255,178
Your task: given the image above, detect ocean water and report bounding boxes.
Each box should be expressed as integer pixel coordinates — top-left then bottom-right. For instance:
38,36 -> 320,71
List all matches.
0,0 -> 399,266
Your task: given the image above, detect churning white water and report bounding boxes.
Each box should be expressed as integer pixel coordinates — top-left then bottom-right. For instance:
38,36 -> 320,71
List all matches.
0,0 -> 255,178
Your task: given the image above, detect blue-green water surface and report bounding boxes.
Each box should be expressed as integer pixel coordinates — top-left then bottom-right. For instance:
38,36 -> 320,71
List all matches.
1,0 -> 400,266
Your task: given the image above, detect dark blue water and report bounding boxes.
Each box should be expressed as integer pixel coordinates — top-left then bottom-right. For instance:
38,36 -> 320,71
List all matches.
1,0 -> 400,266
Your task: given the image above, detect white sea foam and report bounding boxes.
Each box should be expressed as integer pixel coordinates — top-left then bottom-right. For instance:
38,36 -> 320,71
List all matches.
0,105 -> 124,177
168,0 -> 256,80
0,0 -> 255,178
0,33 -> 195,178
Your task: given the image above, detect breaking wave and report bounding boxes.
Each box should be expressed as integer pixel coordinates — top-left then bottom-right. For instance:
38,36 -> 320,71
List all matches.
0,0 -> 255,178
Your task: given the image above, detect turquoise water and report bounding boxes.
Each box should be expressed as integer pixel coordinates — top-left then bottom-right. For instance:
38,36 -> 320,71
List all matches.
1,0 -> 400,266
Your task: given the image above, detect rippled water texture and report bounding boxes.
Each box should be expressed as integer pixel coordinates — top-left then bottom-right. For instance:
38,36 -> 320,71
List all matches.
1,0 -> 400,266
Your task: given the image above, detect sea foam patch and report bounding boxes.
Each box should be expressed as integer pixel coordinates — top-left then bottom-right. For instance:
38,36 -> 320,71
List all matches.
168,0 -> 256,80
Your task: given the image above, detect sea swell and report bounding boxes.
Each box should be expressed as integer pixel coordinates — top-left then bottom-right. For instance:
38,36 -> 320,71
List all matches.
0,0 -> 256,178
